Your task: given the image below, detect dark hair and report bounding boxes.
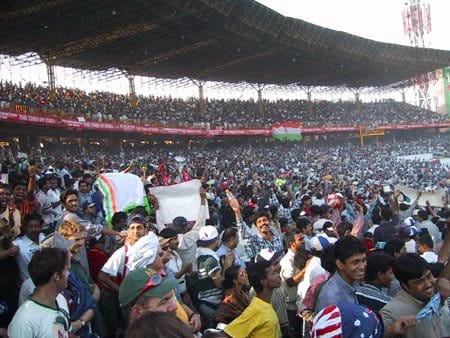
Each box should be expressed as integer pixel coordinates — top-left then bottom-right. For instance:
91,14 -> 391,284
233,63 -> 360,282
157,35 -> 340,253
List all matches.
37,177 -> 50,190
334,236 -> 365,263
393,253 -> 430,285
125,311 -> 193,338
0,183 -> 11,193
11,180 -> 27,190
384,239 -> 405,257
365,253 -> 394,281
269,204 -> 279,217
247,261 -> 270,294
320,245 -> 336,274
310,205 -> 320,216
254,210 -> 270,223
60,188 -> 78,204
296,217 -> 311,232
284,228 -> 303,248
279,217 -> 289,228
417,233 -> 433,249
336,221 -> 353,237
294,249 -> 309,270
417,209 -> 428,220
291,208 -> 301,222
371,213 -> 382,225
281,197 -> 290,209
222,265 -> 242,290
28,247 -> 68,287
318,204 -> 330,216
429,263 -> 445,278
111,211 -> 128,228
380,207 -> 393,221
23,212 -> 43,226
222,228 -> 238,243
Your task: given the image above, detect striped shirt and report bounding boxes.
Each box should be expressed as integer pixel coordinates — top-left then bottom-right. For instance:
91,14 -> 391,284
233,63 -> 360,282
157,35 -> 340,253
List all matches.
236,217 -> 283,255
196,247 -> 222,306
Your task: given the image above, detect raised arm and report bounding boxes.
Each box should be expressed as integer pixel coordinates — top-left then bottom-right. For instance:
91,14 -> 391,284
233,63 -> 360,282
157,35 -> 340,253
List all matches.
192,187 -> 207,231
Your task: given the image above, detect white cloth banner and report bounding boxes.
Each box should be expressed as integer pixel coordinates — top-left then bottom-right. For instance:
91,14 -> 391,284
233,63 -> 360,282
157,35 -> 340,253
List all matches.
395,184 -> 446,207
150,179 -> 209,227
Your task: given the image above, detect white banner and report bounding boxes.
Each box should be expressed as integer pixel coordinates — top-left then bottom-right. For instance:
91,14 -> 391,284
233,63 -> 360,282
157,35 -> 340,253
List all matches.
150,179 -> 209,227
395,184 -> 446,207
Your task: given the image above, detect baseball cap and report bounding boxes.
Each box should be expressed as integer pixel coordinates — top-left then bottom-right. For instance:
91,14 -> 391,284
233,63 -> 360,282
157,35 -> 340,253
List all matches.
322,221 -> 334,232
198,226 -> 219,241
129,214 -> 146,226
255,248 -> 283,264
172,216 -> 188,233
311,303 -> 382,338
159,228 -> 178,239
82,201 -> 96,211
119,268 -> 180,306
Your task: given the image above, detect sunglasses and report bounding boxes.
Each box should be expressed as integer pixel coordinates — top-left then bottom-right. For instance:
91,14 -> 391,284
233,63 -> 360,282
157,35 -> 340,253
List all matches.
137,273 -> 163,298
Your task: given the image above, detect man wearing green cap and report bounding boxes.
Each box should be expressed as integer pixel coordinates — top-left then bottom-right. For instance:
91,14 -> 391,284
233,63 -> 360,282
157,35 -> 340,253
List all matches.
119,268 -> 180,325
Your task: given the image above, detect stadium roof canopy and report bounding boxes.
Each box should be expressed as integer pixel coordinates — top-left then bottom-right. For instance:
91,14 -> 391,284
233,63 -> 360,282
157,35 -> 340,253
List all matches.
2,0 -> 450,88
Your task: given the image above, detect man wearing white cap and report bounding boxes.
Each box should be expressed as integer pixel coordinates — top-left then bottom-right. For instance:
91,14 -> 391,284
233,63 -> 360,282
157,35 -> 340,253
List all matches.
196,225 -> 233,329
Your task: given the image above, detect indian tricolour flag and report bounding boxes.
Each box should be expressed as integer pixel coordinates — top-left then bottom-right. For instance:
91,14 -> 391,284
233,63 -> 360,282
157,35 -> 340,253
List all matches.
272,122 -> 302,141
95,173 -> 146,226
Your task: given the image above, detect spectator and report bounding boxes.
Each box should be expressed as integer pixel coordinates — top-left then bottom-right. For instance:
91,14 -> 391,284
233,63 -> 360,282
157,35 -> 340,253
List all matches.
380,253 -> 447,337
12,213 -> 45,283
223,261 -> 282,338
216,227 -> 245,269
356,253 -> 394,311
416,231 -> 438,263
196,226 -> 231,329
125,311 -> 193,338
119,268 -> 179,325
8,248 -> 71,337
279,229 -> 307,337
214,265 -> 250,326
315,236 -> 366,312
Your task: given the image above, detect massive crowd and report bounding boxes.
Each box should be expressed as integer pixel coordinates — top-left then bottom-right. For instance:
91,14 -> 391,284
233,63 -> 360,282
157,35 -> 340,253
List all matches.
0,133 -> 449,337
0,81 -> 447,129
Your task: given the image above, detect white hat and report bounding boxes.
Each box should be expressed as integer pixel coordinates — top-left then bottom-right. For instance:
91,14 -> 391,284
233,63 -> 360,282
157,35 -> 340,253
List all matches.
199,226 -> 219,241
255,248 -> 283,264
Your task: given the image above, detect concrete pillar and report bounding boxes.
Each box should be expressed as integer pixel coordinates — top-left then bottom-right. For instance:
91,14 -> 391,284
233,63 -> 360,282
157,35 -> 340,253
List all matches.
46,63 -> 56,102
128,75 -> 137,108
198,83 -> 206,114
257,88 -> 264,117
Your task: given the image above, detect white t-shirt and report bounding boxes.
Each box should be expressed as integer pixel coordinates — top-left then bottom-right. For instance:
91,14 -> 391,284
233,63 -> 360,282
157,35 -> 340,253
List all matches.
297,256 -> 325,311
8,294 -> 70,338
101,245 -> 128,278
165,251 -> 186,294
280,249 -> 298,311
421,251 -> 438,263
13,234 -> 45,282
405,239 -> 416,253
19,278 -> 35,306
47,188 -> 62,219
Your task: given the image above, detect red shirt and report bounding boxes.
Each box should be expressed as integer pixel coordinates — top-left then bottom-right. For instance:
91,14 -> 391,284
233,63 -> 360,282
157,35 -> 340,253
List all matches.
87,247 -> 107,284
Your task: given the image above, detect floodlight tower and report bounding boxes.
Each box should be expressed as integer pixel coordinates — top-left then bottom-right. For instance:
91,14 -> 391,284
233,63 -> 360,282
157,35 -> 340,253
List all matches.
402,0 -> 434,110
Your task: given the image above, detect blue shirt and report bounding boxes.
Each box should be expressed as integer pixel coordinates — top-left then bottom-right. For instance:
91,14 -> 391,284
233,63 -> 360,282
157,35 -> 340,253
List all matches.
315,272 -> 360,313
216,243 -> 245,268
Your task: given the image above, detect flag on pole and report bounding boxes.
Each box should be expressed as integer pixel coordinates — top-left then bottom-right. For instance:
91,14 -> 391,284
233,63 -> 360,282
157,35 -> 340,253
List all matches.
95,173 -> 146,225
272,122 -> 302,141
